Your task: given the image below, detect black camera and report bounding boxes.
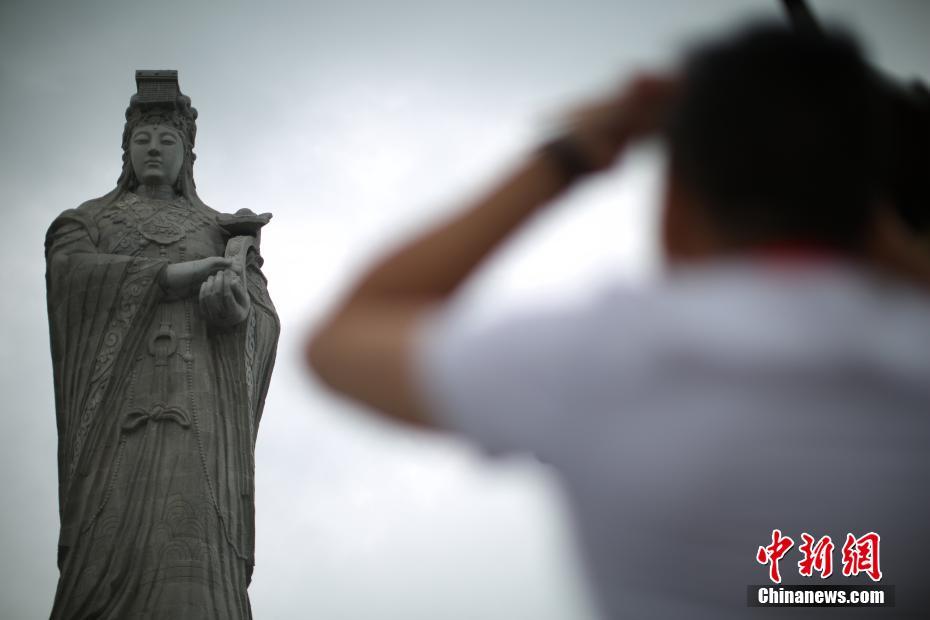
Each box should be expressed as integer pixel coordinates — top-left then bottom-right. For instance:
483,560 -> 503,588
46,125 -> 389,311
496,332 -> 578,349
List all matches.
783,0 -> 930,234
877,77 -> 930,233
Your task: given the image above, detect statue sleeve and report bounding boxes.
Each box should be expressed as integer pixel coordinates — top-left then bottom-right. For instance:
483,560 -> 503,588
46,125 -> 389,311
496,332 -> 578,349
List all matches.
45,208 -> 169,509
205,248 -> 278,577
244,249 -> 279,431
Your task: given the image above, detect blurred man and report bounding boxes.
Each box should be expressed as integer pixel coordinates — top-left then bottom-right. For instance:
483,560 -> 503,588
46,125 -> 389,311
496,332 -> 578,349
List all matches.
308,24 -> 930,618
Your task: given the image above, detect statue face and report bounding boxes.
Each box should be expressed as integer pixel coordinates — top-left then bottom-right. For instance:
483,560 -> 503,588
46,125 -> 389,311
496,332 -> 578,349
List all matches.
130,124 -> 184,187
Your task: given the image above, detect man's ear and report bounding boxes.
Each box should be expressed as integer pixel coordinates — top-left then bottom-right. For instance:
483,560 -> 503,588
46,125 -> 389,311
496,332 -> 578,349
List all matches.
661,166 -> 721,265
868,206 -> 930,286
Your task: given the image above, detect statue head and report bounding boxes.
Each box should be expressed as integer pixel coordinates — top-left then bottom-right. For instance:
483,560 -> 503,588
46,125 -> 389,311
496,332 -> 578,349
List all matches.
114,70 -> 203,204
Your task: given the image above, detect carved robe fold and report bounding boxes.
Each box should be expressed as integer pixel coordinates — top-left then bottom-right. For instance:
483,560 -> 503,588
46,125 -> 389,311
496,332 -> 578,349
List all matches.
46,193 -> 278,619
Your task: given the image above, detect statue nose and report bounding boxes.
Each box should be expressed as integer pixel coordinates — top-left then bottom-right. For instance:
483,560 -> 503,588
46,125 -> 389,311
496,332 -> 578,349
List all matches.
148,146 -> 160,155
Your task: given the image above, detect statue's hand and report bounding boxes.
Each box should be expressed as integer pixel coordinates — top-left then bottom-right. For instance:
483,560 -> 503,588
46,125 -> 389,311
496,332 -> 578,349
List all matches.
199,269 -> 250,328
160,256 -> 236,298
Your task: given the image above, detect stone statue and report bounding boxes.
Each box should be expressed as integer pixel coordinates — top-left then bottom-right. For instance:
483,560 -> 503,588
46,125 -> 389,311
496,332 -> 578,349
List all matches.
45,70 -> 279,619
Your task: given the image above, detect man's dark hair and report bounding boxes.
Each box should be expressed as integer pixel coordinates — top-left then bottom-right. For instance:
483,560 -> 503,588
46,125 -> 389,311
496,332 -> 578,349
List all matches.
667,23 -> 885,252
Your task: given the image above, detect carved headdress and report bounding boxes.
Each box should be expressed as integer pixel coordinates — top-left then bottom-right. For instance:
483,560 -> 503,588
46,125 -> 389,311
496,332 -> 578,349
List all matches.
112,70 -> 207,208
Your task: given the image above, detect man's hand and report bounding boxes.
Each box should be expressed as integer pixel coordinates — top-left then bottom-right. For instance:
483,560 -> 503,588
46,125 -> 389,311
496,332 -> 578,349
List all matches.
199,269 -> 251,328
557,74 -> 678,171
160,256 -> 236,298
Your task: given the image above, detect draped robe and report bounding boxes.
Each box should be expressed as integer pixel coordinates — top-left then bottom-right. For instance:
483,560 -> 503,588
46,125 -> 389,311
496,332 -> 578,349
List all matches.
45,192 -> 279,619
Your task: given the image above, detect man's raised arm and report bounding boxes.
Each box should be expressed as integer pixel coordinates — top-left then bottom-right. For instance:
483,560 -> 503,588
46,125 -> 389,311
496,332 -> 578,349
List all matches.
306,76 -> 675,426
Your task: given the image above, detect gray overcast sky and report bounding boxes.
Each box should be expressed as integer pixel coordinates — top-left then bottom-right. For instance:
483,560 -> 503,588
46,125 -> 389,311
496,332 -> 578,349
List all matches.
2,1 -> 928,618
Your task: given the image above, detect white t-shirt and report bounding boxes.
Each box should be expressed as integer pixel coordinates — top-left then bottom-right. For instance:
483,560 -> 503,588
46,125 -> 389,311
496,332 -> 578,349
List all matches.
416,259 -> 930,618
